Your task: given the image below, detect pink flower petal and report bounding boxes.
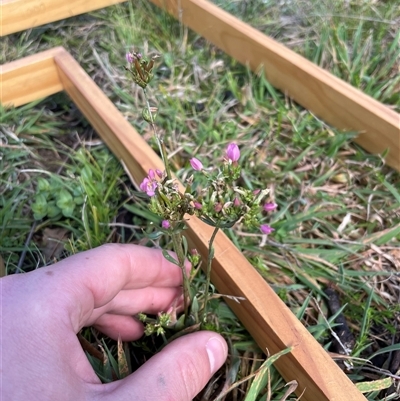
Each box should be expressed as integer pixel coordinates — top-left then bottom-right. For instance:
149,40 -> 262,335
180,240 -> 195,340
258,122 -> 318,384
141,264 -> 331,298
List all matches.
263,202 -> 277,212
226,143 -> 240,162
260,224 -> 274,235
126,52 -> 134,63
190,157 -> 203,171
194,202 -> 203,210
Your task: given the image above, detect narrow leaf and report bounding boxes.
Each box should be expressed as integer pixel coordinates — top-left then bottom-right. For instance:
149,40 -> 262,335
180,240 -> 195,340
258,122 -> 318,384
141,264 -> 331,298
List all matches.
162,250 -> 180,266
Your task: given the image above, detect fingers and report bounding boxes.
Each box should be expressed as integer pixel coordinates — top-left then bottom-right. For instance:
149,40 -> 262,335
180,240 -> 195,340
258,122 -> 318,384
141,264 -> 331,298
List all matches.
93,331 -> 228,401
33,244 -> 185,332
89,288 -> 183,340
87,287 -> 183,325
93,314 -> 144,341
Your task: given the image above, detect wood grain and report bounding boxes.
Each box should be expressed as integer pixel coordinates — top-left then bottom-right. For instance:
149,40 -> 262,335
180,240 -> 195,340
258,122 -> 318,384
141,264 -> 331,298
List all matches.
149,0 -> 400,171
0,47 -> 64,107
0,0 -> 126,36
51,49 -> 366,401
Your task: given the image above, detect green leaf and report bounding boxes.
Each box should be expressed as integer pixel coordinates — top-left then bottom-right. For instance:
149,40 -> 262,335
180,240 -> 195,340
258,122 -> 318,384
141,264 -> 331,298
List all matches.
191,296 -> 199,315
81,165 -> 93,181
368,343 -> 400,360
74,196 -> 84,206
174,314 -> 186,331
47,201 -> 62,218
209,246 -> 215,260
356,377 -> 392,393
162,250 -> 180,266
244,347 -> 293,401
182,235 -> 188,257
31,194 -> 48,220
37,177 -> 50,192
382,179 -> 400,203
61,203 -> 76,217
56,189 -> 73,209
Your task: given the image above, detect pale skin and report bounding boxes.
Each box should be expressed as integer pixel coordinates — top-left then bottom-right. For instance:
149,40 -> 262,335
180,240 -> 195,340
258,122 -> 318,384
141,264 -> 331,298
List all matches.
1,244 -> 228,400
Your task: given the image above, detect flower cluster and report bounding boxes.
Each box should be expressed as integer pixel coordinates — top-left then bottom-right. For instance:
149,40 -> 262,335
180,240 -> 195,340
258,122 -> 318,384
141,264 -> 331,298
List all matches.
139,168 -> 196,225
125,51 -> 159,89
139,143 -> 276,235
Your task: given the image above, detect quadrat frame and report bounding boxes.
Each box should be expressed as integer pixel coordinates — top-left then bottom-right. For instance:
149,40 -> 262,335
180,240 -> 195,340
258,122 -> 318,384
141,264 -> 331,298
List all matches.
1,45 -> 367,401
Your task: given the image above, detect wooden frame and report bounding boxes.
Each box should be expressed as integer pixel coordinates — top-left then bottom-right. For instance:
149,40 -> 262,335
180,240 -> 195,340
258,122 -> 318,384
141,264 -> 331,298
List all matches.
0,0 -> 126,35
1,47 -> 368,401
2,0 -> 399,171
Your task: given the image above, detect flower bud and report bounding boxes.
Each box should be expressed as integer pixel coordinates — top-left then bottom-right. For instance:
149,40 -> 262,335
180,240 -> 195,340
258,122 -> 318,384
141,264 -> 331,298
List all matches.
194,201 -> 203,210
190,157 -> 203,171
233,197 -> 241,207
148,169 -> 156,179
226,143 -> 240,162
126,52 -> 134,63
214,203 -> 223,212
162,220 -> 171,229
263,202 -> 277,212
260,224 -> 274,235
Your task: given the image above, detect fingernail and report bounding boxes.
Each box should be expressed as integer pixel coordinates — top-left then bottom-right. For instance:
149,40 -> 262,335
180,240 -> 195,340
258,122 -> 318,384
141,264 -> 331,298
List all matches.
206,336 -> 227,374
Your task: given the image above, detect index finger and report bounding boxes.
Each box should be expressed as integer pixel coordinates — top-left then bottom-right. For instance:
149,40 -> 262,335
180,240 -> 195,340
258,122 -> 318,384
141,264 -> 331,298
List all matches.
39,244 -> 184,331
61,243 -> 183,298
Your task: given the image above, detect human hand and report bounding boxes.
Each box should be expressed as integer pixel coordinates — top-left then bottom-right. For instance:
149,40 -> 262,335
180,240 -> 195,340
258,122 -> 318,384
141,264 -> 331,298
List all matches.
2,244 -> 228,400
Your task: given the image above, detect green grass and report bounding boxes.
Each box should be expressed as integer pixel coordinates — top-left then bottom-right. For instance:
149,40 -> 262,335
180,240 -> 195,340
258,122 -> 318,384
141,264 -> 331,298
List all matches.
1,0 -> 400,399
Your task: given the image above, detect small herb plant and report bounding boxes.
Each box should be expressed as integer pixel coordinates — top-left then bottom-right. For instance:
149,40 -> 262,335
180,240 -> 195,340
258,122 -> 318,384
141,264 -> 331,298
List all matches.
125,50 -> 276,336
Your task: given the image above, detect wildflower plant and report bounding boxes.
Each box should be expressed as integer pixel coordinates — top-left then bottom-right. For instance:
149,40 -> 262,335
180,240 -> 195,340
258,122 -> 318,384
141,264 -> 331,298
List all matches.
125,50 -> 276,338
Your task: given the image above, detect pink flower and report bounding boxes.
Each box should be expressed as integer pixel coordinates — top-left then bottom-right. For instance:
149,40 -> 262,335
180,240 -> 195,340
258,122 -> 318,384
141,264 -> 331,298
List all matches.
260,224 -> 274,235
214,203 -> 223,212
156,169 -> 164,178
126,52 -> 134,63
263,202 -> 277,212
233,197 -> 241,207
193,201 -> 202,210
162,220 -> 170,229
139,178 -> 157,196
148,169 -> 156,179
139,169 -> 159,197
226,143 -> 240,162
190,157 -> 203,171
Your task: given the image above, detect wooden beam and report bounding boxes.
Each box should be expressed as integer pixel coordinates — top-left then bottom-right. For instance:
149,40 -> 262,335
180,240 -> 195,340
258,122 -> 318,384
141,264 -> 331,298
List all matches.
0,47 -> 64,107
0,0 -> 126,36
149,0 -> 400,171
1,48 -> 367,400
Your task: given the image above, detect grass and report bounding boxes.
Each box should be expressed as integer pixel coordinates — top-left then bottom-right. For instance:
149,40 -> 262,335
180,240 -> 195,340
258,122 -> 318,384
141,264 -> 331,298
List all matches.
1,0 -> 400,399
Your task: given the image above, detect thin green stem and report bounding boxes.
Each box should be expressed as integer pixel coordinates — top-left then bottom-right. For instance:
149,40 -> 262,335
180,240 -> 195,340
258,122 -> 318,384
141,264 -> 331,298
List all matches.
143,89 -> 172,180
171,232 -> 190,320
201,226 -> 220,323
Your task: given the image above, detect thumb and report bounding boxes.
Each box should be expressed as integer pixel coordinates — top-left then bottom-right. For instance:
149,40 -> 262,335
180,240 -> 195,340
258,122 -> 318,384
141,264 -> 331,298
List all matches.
98,331 -> 228,401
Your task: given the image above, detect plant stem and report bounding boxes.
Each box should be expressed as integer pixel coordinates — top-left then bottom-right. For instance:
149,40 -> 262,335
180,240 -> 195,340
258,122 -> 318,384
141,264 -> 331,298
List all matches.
171,232 -> 191,321
201,226 -> 220,323
143,89 -> 172,180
